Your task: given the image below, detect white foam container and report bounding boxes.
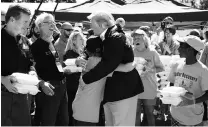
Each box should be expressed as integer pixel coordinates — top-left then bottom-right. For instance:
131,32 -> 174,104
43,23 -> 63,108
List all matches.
159,86 -> 187,98
160,97 -> 182,106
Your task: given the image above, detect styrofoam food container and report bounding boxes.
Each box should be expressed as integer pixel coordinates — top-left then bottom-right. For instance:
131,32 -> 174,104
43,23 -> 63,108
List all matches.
160,96 -> 182,106
159,86 -> 187,98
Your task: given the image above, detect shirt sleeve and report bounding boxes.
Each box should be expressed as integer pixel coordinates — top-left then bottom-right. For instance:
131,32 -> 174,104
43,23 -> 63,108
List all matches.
201,66 -> 208,91
82,34 -> 125,84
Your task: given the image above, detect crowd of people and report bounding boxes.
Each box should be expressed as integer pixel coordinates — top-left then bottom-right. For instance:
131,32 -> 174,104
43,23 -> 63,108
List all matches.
1,4 -> 208,126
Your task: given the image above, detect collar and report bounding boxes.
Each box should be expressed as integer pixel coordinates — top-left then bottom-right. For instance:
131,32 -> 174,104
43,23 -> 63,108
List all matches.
59,36 -> 69,44
100,28 -> 108,41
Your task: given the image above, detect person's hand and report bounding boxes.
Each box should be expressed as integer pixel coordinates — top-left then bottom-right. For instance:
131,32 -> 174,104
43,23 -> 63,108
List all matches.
63,67 -> 72,74
177,92 -> 195,107
75,57 -> 87,68
1,76 -> 18,93
164,44 -> 171,54
38,80 -> 55,96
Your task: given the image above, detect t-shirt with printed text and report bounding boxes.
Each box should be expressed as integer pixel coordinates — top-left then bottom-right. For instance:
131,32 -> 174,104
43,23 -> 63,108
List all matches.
168,60 -> 208,125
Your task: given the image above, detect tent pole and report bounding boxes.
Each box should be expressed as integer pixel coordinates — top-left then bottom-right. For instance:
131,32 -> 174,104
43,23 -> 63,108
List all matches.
52,0 -> 60,16
29,0 -> 44,26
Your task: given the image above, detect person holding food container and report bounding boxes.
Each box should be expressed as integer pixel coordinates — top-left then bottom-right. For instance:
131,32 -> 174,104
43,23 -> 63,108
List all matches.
168,35 -> 208,126
1,5 -> 55,126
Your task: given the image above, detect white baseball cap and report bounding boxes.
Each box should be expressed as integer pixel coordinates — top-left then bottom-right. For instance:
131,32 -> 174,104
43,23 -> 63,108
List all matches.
131,29 -> 146,37
177,35 -> 205,52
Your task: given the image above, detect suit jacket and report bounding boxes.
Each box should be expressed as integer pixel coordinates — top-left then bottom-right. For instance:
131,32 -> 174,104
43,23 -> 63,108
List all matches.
83,25 -> 144,102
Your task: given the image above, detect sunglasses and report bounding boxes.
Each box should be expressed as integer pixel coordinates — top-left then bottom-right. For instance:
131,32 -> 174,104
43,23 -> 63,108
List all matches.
64,29 -> 73,32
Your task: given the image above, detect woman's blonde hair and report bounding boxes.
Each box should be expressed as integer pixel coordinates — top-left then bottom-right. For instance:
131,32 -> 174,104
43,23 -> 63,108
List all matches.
142,35 -> 151,49
65,31 -> 86,54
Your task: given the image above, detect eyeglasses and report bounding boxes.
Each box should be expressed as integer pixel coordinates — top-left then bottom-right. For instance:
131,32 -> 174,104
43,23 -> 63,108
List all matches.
42,21 -> 55,25
64,29 -> 73,32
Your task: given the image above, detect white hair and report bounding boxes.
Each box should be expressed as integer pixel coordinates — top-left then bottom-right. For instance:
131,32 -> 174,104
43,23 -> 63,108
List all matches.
35,12 -> 54,29
87,11 -> 115,28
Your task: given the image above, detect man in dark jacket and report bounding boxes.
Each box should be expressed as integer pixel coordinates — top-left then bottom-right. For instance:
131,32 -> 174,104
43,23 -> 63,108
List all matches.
77,11 -> 144,126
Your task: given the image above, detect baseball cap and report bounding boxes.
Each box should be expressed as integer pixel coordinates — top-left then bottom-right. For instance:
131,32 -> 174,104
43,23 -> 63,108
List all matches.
139,26 -> 150,32
131,29 -> 146,37
188,29 -> 200,38
177,35 -> 204,52
61,22 -> 73,30
85,36 -> 103,54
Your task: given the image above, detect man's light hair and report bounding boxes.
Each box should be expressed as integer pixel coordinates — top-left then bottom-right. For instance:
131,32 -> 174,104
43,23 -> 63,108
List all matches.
35,12 -> 54,29
87,11 -> 115,28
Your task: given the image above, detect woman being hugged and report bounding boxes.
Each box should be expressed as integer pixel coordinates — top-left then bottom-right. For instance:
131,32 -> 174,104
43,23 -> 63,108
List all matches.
132,29 -> 165,126
63,31 -> 86,126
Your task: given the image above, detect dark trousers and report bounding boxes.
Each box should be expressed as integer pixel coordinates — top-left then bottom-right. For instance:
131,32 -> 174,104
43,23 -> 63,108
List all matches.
1,91 -> 31,126
67,89 -> 77,126
34,81 -> 68,126
98,101 -> 105,126
203,102 -> 208,121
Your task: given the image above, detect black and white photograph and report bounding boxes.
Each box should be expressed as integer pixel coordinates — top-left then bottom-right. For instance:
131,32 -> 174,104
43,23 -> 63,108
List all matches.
1,0 -> 208,126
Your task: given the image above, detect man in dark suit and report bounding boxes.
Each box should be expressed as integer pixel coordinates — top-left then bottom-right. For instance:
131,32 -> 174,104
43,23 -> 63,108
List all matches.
76,11 -> 144,126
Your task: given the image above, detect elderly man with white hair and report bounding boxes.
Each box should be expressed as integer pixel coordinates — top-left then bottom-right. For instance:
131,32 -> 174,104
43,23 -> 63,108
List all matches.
76,11 -> 144,126
31,13 -> 70,126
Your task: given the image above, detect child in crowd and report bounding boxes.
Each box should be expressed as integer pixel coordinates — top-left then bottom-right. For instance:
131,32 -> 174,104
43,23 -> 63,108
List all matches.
132,29 -> 165,126
168,35 -> 208,126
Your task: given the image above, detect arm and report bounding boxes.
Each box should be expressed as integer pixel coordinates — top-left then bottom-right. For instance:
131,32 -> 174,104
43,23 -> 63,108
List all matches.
200,44 -> 208,65
83,34 -> 125,84
167,62 -> 178,86
195,90 -> 208,104
196,66 -> 208,104
153,50 -> 165,73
